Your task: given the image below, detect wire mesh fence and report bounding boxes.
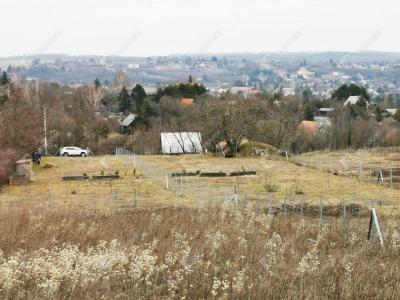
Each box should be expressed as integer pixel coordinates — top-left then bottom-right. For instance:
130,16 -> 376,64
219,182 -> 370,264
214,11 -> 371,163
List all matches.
133,154 -> 399,216
292,156 -> 400,189
0,176 -> 176,215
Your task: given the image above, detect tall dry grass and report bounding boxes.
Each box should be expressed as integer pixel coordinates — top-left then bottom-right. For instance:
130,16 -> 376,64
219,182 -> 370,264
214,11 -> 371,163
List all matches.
0,206 -> 399,299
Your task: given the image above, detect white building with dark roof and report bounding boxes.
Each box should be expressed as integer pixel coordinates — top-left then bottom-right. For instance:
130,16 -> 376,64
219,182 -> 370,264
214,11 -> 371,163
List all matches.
161,132 -> 202,154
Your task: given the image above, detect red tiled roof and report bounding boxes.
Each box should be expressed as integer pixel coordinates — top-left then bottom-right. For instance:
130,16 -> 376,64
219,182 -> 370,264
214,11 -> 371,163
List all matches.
297,120 -> 321,135
180,98 -> 194,106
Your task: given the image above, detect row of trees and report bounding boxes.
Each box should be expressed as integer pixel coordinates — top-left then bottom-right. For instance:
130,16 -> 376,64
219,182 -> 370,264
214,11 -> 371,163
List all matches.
0,78 -> 42,184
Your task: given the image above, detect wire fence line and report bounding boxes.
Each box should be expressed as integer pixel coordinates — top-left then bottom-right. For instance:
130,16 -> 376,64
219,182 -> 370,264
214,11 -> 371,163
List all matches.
133,155 -> 398,215
0,176 -> 175,215
291,156 -> 400,189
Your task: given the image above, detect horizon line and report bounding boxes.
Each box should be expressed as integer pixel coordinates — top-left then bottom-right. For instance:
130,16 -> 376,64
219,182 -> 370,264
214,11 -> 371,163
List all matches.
1,50 -> 400,60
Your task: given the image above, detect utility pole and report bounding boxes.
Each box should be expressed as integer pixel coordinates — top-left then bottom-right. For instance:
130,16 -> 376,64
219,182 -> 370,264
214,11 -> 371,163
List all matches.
43,106 -> 48,155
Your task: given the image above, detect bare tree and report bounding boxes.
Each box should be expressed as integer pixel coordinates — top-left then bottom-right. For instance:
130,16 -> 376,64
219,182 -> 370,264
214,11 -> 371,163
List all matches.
113,71 -> 129,90
81,85 -> 104,110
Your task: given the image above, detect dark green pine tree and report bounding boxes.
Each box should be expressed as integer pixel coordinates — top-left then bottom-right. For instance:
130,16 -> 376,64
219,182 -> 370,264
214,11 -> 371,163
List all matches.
303,102 -> 314,121
188,74 -> 193,84
131,84 -> 147,113
0,71 -> 10,86
118,87 -> 131,113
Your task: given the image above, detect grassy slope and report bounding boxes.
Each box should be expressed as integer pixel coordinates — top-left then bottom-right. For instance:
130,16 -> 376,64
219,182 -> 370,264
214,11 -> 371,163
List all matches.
1,152 -> 399,214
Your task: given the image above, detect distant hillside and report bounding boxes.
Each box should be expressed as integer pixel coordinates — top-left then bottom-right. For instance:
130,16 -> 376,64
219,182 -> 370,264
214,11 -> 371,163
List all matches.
1,52 -> 400,90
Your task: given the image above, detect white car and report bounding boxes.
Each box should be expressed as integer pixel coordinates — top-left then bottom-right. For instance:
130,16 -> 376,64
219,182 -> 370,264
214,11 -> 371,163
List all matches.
60,147 -> 89,157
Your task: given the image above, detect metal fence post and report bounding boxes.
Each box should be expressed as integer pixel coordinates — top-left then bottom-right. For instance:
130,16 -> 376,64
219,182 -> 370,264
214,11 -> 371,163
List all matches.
180,174 -> 183,197
319,199 -> 323,229
342,201 -> 347,238
300,194 -> 304,218
48,190 -> 51,209
135,188 -> 137,208
284,191 -> 287,217
115,189 -> 119,212
200,180 -> 203,203
256,195 -> 260,214
186,177 -> 189,198
234,186 -> 238,207
268,194 -> 273,215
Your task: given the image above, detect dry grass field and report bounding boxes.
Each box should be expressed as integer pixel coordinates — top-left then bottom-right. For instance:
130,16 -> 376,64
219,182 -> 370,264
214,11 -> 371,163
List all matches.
0,207 -> 399,299
0,152 -> 400,299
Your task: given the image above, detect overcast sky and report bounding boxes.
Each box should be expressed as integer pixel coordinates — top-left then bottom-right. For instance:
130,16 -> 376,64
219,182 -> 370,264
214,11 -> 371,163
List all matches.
1,0 -> 398,57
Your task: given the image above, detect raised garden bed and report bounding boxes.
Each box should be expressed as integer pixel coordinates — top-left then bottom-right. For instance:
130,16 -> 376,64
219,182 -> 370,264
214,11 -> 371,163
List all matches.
200,172 -> 227,177
170,171 -> 257,177
62,176 -> 89,181
171,172 -> 198,177
91,175 -> 120,180
229,171 -> 256,176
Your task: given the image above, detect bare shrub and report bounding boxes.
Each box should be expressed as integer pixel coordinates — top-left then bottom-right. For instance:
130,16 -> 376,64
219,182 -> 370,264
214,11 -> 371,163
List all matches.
0,207 -> 398,299
0,149 -> 18,185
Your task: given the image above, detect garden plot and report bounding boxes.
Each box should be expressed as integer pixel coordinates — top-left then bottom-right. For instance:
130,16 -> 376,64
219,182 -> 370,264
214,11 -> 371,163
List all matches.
0,156 -> 177,214
134,154 -> 400,214
2,153 -> 400,215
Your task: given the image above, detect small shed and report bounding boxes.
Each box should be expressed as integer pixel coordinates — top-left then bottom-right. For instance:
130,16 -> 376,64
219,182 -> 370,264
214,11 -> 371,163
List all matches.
10,159 -> 35,185
161,132 -> 202,154
121,114 -> 137,128
314,116 -> 332,127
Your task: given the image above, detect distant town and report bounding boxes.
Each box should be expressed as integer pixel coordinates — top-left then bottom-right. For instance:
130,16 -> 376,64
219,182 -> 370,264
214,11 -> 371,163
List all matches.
2,52 -> 400,104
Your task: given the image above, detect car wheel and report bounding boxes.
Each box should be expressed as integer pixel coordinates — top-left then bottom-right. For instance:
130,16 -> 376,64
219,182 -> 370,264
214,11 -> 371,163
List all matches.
81,152 -> 87,157
63,153 -> 69,157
